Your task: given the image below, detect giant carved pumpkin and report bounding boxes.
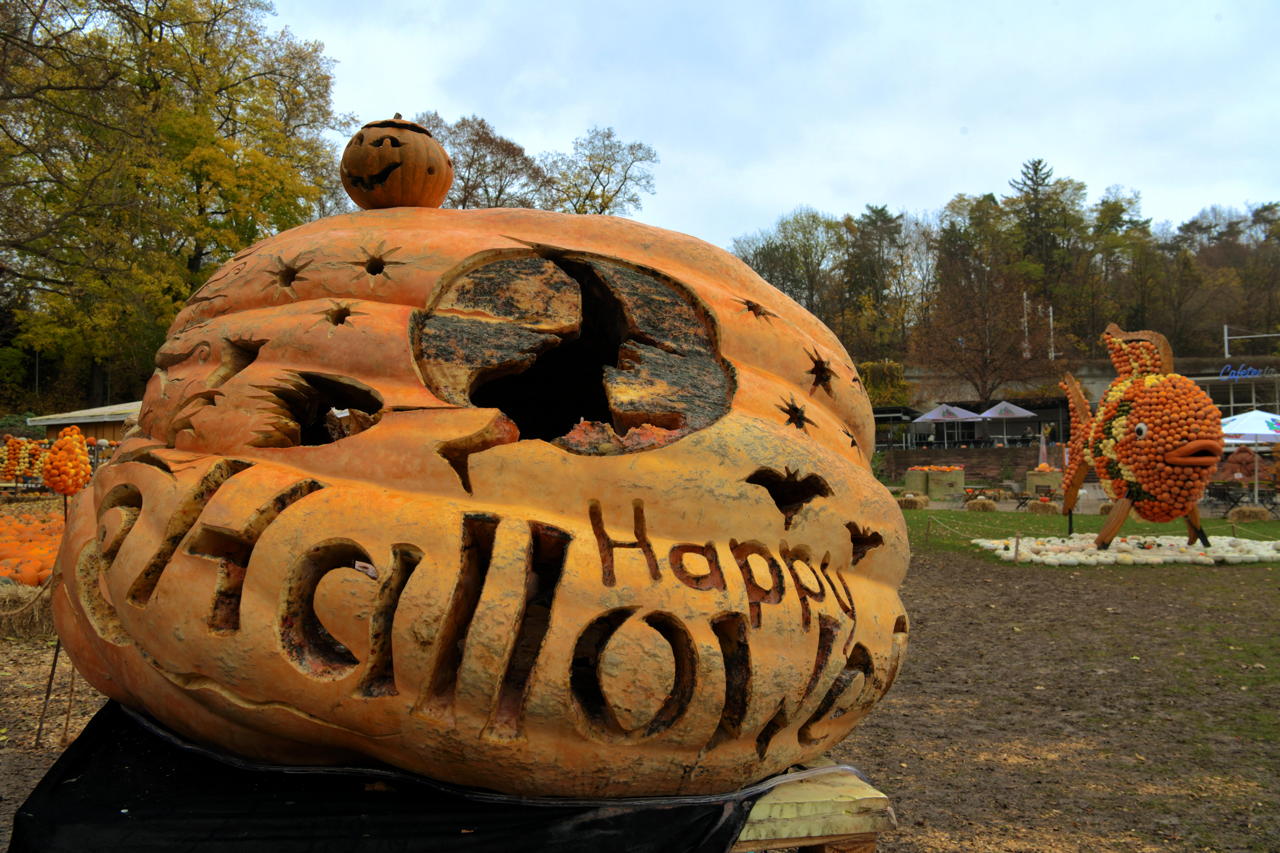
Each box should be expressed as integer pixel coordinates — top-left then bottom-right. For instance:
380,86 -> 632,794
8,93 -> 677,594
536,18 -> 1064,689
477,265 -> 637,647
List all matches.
51,120 -> 909,797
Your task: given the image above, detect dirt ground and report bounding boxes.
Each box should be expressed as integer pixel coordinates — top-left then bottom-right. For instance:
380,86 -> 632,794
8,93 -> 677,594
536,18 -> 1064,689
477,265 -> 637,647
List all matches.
833,553 -> 1280,852
1,551 -> 1277,852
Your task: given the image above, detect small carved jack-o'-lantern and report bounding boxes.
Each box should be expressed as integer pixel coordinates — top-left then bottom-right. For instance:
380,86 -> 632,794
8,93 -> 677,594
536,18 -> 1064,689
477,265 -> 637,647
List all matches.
340,114 -> 453,209
51,119 -> 909,797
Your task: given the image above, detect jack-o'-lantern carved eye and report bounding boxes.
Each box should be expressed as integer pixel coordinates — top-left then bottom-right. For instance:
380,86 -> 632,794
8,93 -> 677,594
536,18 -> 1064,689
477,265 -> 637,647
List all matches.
411,251 -> 735,455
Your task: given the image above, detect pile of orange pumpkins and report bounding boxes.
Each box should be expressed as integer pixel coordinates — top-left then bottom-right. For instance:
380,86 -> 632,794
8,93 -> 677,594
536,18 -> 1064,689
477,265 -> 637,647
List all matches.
41,425 -> 92,496
0,511 -> 63,586
907,464 -> 963,472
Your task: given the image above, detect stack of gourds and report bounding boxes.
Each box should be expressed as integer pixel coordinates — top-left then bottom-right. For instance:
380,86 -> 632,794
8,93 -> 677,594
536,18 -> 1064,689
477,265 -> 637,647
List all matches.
2,436 -> 21,480
42,426 -> 92,496
23,441 -> 47,479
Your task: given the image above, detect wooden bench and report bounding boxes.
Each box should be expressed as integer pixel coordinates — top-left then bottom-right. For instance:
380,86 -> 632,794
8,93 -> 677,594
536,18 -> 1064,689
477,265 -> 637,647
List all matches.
733,760 -> 896,852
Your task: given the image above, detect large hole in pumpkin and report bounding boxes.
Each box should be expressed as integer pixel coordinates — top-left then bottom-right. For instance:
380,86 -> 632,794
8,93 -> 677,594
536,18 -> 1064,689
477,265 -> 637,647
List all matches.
413,251 -> 735,456
469,260 -> 627,441
271,372 -> 383,446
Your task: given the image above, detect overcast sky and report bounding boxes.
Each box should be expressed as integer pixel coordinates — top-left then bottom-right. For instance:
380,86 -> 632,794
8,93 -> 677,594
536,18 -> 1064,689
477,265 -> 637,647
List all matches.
270,0 -> 1280,248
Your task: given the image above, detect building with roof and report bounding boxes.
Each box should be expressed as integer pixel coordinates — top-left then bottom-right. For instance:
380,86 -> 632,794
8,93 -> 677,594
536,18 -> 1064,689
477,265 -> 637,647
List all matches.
26,401 -> 141,442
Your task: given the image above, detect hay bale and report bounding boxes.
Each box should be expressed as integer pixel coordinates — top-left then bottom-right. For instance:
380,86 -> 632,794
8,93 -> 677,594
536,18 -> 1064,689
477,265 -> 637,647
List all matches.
1027,500 -> 1061,516
896,495 -> 930,510
965,498 -> 997,512
0,579 -> 56,639
1098,501 -> 1114,515
1227,505 -> 1271,523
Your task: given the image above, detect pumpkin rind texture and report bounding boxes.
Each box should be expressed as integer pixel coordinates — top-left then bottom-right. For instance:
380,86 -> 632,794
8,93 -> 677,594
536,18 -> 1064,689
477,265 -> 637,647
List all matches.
52,206 -> 910,796
341,117 -> 454,209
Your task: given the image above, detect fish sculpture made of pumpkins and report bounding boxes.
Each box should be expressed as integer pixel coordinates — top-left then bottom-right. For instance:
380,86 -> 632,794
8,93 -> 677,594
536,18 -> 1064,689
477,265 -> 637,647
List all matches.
51,116 -> 909,797
1060,324 -> 1224,549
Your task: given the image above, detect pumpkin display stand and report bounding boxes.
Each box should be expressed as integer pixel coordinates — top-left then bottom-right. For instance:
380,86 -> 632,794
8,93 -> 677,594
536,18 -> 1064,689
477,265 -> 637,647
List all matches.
1024,469 -> 1059,496
23,115 -> 910,852
12,701 -> 896,853
925,469 -> 963,501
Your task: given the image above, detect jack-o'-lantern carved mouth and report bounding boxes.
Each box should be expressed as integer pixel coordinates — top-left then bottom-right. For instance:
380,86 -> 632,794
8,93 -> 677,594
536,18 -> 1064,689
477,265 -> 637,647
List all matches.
411,250 -> 735,455
346,162 -> 401,191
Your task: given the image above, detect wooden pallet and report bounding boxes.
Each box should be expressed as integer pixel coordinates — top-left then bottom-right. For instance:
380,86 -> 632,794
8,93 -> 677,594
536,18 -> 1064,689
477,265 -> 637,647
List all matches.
733,760 -> 896,852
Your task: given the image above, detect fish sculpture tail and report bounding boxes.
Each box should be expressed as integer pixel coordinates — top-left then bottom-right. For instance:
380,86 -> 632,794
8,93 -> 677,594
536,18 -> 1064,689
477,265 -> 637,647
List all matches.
1059,373 -> 1092,514
1102,322 -> 1174,377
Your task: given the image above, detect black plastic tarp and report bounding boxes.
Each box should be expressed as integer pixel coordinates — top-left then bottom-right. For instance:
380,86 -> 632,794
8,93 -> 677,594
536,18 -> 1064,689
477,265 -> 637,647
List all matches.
9,701 -> 806,852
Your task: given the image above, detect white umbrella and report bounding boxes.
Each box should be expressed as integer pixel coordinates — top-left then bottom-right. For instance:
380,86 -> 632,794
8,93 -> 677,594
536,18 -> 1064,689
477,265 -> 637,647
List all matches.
978,401 -> 1038,444
914,404 -> 982,448
1220,410 -> 1280,502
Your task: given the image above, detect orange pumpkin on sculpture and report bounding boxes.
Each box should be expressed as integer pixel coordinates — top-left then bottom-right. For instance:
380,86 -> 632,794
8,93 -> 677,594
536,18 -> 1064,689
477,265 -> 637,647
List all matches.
340,115 -> 453,209
51,118 -> 909,797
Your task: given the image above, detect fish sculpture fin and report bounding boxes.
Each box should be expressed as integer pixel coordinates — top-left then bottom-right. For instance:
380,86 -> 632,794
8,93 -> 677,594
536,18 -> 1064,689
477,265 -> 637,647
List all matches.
1185,506 -> 1210,547
1096,497 -> 1133,549
1102,323 -> 1174,376
1059,373 -> 1091,513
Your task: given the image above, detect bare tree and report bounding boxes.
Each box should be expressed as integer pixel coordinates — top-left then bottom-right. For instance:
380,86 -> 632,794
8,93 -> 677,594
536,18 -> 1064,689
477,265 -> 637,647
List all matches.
538,126 -> 657,216
414,112 -> 545,209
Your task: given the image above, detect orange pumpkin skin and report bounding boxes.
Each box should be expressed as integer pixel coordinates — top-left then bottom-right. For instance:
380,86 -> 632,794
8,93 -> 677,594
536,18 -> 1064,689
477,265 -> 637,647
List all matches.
51,207 -> 909,797
340,118 -> 453,209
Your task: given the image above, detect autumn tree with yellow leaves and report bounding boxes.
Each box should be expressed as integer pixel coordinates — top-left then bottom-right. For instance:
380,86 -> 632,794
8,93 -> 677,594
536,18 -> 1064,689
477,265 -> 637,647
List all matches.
0,0 -> 349,407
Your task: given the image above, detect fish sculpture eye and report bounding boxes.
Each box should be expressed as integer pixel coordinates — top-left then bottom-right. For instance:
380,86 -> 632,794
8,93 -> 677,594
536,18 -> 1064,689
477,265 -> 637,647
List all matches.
1134,422 -> 1149,439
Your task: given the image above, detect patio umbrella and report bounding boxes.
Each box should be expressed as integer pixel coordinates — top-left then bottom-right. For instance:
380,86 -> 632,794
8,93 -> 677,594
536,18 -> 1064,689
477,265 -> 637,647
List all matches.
913,404 -> 983,447
1220,409 -> 1280,502
978,401 -> 1037,445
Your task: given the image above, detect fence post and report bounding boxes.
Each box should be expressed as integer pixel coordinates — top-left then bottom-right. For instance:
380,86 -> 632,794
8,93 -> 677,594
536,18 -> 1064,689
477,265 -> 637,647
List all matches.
1013,532 -> 1021,561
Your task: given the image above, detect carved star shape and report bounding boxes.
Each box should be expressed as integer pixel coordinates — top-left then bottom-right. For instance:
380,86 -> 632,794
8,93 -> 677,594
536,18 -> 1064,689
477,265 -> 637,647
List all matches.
738,298 -> 778,321
261,254 -> 315,301
778,397 -> 815,431
345,241 -> 406,285
806,350 -> 836,395
308,301 -> 368,333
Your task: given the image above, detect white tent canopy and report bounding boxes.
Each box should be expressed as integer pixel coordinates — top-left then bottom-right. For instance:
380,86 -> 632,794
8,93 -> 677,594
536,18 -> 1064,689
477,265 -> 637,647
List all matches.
979,401 -> 1037,420
914,404 -> 983,423
979,401 -> 1038,444
1220,409 -> 1280,501
1221,409 -> 1280,444
914,404 -> 982,447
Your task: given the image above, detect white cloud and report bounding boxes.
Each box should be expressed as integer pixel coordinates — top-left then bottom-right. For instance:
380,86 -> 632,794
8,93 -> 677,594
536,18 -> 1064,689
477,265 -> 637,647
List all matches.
272,0 -> 1280,246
